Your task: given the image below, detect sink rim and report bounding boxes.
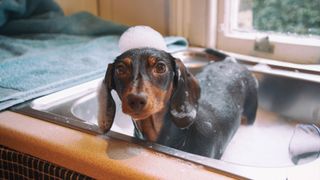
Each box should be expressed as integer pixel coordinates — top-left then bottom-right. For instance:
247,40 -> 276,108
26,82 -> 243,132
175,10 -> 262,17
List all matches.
11,48 -> 320,180
12,96 -> 320,180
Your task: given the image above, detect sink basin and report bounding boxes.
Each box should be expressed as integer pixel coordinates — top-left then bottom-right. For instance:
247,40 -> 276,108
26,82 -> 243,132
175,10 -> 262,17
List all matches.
71,89 -> 134,136
12,48 -> 320,179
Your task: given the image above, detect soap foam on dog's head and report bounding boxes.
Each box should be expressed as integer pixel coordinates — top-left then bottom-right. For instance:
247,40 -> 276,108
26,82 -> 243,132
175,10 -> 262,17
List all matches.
119,26 -> 167,53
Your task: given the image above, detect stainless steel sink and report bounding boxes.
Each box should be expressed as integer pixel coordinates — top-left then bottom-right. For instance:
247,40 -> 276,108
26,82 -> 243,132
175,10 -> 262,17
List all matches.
12,48 -> 320,179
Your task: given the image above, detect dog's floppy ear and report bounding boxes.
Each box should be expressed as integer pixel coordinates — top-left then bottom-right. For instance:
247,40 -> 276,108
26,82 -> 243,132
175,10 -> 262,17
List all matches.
169,59 -> 201,129
98,63 -> 116,133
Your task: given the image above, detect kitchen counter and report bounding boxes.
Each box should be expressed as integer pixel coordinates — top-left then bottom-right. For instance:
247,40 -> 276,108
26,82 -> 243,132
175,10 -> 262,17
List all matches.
0,111 -> 233,179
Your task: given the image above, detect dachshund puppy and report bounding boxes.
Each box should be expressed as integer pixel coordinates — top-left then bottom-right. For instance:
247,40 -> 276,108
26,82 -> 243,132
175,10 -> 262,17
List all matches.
98,48 -> 258,159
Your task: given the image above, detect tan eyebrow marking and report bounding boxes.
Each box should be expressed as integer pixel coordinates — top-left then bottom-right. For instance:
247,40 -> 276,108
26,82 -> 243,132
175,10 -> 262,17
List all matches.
123,57 -> 132,65
148,56 -> 157,66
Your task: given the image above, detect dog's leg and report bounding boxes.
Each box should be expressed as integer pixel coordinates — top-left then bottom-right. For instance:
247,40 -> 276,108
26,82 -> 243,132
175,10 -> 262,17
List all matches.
243,76 -> 258,125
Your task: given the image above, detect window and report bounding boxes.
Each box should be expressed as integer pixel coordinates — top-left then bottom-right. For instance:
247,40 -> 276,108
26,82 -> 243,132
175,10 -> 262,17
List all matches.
235,0 -> 320,37
216,0 -> 320,64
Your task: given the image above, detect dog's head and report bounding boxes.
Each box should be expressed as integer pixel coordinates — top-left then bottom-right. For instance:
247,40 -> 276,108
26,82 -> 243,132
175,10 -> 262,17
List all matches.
98,48 -> 200,133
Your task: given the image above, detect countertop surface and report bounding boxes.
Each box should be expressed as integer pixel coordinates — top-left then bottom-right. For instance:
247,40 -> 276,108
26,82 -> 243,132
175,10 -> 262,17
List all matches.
0,111 -> 233,179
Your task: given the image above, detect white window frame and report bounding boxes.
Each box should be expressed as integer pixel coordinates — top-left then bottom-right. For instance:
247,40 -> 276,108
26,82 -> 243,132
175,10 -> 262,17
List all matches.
217,0 -> 320,64
170,0 -> 320,64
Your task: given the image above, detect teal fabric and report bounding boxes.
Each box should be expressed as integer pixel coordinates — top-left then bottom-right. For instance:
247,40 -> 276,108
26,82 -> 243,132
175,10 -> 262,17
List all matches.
0,0 -> 127,36
0,34 -> 121,110
0,0 -> 188,111
0,34 -> 188,111
165,36 -> 189,53
0,0 -> 63,27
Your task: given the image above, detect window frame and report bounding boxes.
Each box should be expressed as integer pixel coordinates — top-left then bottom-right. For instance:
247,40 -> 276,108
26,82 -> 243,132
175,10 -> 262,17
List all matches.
171,0 -> 320,64
216,0 -> 320,64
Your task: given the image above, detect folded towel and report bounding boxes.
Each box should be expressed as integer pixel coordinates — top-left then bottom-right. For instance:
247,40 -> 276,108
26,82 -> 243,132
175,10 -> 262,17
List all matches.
165,36 -> 189,53
0,0 -> 63,27
0,0 -> 127,35
0,34 -> 188,111
0,34 -> 119,109
0,11 -> 128,36
0,0 -> 189,111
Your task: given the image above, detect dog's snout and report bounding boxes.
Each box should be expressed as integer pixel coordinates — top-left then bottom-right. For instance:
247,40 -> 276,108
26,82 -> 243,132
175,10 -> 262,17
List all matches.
127,93 -> 147,112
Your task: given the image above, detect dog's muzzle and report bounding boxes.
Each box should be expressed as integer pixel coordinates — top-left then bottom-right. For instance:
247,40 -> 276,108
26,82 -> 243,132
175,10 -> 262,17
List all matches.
126,93 -> 147,112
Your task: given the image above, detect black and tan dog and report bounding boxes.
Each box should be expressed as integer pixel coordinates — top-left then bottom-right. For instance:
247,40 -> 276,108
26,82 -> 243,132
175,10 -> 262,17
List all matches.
98,48 -> 258,159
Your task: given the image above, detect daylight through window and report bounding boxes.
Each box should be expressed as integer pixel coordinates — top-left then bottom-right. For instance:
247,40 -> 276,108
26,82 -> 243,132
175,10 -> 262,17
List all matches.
235,0 -> 320,38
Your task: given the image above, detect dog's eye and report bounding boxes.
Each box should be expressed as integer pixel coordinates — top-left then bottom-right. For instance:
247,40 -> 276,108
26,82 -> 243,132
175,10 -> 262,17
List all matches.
115,64 -> 127,76
154,62 -> 167,74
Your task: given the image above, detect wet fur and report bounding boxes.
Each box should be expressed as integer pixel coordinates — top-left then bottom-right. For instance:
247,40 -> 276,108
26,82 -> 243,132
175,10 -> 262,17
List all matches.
98,48 -> 258,159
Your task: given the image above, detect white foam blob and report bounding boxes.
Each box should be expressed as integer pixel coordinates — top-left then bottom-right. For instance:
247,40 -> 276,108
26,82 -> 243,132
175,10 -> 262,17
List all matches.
118,26 -> 167,53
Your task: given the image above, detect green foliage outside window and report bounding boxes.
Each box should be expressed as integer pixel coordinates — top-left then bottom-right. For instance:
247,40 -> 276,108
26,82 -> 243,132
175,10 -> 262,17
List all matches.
252,0 -> 320,36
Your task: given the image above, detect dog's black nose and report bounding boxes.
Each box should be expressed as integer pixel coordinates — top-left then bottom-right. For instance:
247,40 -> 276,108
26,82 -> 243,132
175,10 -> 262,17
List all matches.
127,93 -> 147,112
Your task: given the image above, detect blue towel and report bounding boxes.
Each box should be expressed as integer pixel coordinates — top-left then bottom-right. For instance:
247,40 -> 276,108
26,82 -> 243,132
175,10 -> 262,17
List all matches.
0,1 -> 127,35
0,0 -> 63,27
165,36 -> 189,53
0,0 -> 189,111
0,34 -> 188,111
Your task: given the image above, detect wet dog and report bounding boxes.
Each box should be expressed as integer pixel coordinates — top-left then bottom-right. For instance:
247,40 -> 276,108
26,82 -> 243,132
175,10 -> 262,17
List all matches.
98,48 -> 258,159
